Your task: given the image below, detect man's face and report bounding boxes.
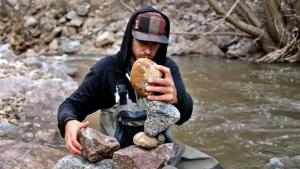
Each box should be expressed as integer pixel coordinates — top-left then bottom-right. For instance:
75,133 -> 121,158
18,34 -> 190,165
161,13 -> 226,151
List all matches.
132,38 -> 160,60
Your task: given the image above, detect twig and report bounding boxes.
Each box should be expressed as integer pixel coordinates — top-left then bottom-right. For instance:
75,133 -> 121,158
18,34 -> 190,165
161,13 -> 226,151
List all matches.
170,31 -> 252,38
120,0 -> 134,12
207,0 -> 240,34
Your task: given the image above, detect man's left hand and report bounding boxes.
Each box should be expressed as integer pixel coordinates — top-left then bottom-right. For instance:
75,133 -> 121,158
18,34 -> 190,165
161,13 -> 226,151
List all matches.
146,64 -> 178,104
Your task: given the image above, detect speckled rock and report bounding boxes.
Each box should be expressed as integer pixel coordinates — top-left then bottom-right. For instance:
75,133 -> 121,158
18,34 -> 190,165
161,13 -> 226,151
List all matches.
54,155 -> 113,169
133,132 -> 165,148
130,58 -> 162,97
112,143 -> 173,169
78,128 -> 120,162
144,100 -> 180,137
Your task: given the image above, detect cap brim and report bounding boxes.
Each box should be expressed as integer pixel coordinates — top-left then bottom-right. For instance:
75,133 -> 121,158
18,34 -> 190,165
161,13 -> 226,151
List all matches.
132,31 -> 168,44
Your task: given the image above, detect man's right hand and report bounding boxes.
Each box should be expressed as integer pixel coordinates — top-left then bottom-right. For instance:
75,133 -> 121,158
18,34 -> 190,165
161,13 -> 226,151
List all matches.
64,120 -> 89,155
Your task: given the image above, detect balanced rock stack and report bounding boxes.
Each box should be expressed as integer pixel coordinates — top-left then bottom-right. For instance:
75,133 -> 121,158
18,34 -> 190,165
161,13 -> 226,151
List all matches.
130,58 -> 180,148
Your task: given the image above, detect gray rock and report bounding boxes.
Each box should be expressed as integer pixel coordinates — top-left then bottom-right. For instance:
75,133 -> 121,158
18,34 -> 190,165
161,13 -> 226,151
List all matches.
54,155 -> 113,169
0,76 -> 31,99
66,10 -> 78,20
95,31 -> 115,48
144,100 -> 180,137
0,44 -> 17,61
67,18 -> 84,27
0,140 -> 66,169
112,143 -> 173,169
76,2 -> 91,16
22,78 -> 77,124
62,39 -> 80,53
78,128 -> 120,162
62,26 -> 77,37
22,56 -> 42,68
266,156 -> 300,169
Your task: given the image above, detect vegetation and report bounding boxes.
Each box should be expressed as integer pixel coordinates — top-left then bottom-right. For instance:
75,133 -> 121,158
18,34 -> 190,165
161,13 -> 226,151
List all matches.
206,0 -> 300,62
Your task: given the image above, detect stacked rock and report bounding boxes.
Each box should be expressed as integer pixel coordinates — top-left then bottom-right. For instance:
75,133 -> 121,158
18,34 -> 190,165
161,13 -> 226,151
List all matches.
130,58 -> 180,148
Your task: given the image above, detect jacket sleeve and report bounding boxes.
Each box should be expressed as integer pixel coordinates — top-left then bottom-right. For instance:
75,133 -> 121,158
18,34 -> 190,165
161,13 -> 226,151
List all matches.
166,58 -> 193,125
57,57 -> 116,137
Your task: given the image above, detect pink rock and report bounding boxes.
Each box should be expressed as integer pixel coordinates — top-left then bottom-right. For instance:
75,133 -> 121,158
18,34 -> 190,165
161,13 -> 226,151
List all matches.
112,143 -> 173,169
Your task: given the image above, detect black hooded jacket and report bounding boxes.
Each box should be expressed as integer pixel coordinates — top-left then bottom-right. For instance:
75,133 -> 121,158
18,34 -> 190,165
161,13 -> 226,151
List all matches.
57,6 -> 193,137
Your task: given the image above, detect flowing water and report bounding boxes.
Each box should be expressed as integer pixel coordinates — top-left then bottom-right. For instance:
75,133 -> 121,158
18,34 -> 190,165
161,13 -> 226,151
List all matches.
63,55 -> 300,169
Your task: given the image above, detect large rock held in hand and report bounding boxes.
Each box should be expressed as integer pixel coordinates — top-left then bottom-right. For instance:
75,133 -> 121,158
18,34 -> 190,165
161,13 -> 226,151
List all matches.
130,58 -> 162,97
112,143 -> 173,169
78,128 -> 120,162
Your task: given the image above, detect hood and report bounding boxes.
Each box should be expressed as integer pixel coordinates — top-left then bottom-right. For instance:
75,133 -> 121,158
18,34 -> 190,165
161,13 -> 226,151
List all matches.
116,6 -> 170,71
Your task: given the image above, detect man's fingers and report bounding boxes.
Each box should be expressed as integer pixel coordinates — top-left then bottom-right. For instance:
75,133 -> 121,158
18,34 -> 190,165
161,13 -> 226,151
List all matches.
80,121 -> 89,128
72,139 -> 82,151
154,65 -> 172,78
147,94 -> 172,102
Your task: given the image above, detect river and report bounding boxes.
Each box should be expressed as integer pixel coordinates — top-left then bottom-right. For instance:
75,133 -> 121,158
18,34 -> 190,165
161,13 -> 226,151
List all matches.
62,55 -> 300,169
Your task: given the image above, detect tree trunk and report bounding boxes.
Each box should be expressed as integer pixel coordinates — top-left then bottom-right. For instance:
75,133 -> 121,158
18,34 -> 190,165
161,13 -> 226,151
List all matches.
206,0 -> 276,53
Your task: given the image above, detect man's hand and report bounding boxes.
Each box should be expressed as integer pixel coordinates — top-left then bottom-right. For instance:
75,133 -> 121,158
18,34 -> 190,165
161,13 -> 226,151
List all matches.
146,64 -> 178,104
64,120 -> 89,155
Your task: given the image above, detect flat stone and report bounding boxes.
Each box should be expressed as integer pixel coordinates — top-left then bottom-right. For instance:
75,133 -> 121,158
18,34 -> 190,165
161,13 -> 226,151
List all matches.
112,143 -> 173,169
133,132 -> 165,148
78,128 -> 120,162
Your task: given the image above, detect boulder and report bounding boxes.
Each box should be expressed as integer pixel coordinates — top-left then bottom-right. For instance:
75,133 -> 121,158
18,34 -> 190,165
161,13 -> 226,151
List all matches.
78,128 -> 120,162
0,140 -> 66,169
112,143 -> 173,169
130,58 -> 162,97
95,31 -> 115,48
144,100 -> 180,137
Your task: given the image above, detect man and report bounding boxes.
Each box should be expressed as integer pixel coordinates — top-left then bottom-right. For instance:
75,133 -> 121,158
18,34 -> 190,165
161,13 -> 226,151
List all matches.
57,6 -> 225,169
57,6 -> 193,155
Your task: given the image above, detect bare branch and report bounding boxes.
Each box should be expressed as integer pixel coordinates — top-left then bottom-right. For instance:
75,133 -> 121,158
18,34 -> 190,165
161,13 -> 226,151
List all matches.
236,0 -> 262,27
170,31 -> 252,38
207,0 -> 240,34
120,0 -> 135,12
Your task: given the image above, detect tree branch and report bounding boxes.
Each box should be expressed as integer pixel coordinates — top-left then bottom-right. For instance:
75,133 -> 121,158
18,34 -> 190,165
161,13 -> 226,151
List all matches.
236,0 -> 262,27
206,0 -> 276,53
264,0 -> 287,46
170,31 -> 252,38
120,0 -> 135,12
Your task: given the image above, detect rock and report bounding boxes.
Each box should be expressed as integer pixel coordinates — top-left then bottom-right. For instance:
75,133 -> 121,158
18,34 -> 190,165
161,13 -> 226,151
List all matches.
78,128 -> 120,162
23,16 -> 38,27
267,156 -> 300,169
0,140 -> 66,169
130,58 -> 162,97
45,27 -> 62,43
62,39 -> 80,54
66,10 -> 78,20
169,37 -> 224,57
54,155 -> 113,169
66,18 -> 84,27
49,39 -> 59,52
0,120 -> 22,138
144,100 -> 180,137
0,44 -> 17,61
22,78 -> 77,124
95,31 -> 115,48
112,143 -> 173,169
0,76 -> 31,99
62,26 -> 77,37
22,56 -> 42,68
34,129 -> 62,144
133,132 -> 165,148
76,2 -> 91,16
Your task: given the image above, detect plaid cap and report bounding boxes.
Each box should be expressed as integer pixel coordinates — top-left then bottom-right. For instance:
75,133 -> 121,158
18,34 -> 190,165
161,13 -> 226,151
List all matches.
132,12 -> 168,44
